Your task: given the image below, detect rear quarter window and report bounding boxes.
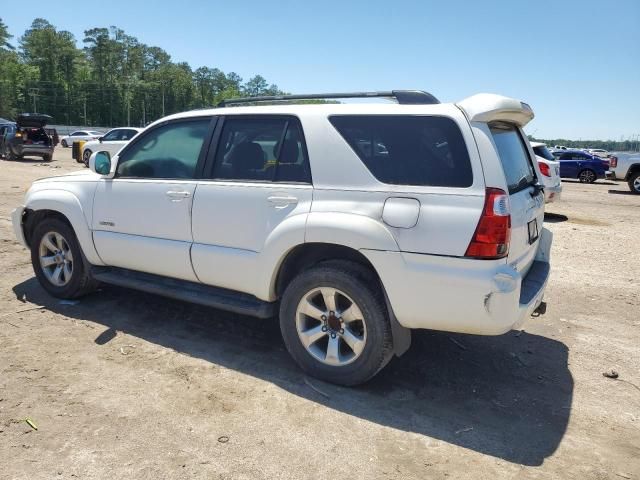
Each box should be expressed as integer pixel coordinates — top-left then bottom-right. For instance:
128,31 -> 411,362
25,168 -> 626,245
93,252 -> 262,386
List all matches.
329,115 -> 473,187
489,123 -> 536,193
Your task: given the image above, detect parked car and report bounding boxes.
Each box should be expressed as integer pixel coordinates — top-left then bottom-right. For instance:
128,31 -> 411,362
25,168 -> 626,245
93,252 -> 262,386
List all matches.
60,130 -> 103,148
530,142 -> 562,202
586,148 -> 610,158
607,152 -> 640,193
80,127 -> 143,165
12,90 -> 551,386
0,113 -> 55,162
553,145 -> 568,150
552,149 -> 608,183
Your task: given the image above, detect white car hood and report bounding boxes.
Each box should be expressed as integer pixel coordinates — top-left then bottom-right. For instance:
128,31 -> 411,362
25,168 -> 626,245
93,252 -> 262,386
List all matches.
33,169 -> 101,184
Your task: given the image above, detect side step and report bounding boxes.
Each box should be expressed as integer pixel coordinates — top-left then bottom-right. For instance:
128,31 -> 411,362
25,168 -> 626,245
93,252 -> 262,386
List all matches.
91,267 -> 276,319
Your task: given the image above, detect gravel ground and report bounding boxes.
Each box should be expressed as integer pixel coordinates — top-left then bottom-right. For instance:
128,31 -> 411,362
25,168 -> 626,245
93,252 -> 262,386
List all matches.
0,148 -> 639,479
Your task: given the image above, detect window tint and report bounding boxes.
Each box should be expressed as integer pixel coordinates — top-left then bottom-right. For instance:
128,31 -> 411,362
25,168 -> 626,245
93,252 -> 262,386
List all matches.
121,129 -> 138,140
211,116 -> 310,183
489,123 -> 536,193
329,115 -> 472,187
116,119 -> 210,179
102,130 -> 120,141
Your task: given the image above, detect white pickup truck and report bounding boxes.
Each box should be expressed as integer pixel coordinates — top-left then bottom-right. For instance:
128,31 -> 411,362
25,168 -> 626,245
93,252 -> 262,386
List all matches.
608,153 -> 640,193
12,90 -> 552,385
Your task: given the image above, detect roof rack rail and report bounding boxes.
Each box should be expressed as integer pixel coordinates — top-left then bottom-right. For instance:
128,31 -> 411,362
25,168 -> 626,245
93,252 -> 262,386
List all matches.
217,90 -> 439,107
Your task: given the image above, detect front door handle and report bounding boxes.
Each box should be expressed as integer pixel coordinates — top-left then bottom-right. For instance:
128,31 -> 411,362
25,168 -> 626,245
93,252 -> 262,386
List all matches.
267,195 -> 298,208
166,190 -> 192,201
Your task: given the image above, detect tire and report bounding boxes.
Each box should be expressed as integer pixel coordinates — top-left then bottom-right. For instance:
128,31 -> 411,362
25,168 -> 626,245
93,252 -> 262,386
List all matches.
628,171 -> 640,194
6,148 -> 17,161
43,154 -> 52,162
61,139 -> 68,148
30,217 -> 98,299
578,169 -> 597,183
82,149 -> 92,166
279,260 -> 393,386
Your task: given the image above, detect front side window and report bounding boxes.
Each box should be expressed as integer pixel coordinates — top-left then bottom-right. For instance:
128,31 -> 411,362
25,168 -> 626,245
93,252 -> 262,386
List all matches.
116,119 -> 210,179
490,123 -> 536,193
121,129 -> 138,140
210,116 -> 310,183
329,115 -> 472,187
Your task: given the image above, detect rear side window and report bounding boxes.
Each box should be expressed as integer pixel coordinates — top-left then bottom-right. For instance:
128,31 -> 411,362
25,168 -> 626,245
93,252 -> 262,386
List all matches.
533,145 -> 555,161
211,116 -> 311,183
329,115 -> 472,187
490,123 -> 536,193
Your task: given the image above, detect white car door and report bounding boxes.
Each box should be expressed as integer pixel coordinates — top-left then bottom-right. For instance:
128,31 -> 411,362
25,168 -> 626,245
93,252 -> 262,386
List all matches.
191,115 -> 313,298
92,117 -> 214,281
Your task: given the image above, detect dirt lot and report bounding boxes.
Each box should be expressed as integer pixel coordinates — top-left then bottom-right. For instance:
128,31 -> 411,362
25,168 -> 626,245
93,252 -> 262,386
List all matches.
1,148 -> 639,480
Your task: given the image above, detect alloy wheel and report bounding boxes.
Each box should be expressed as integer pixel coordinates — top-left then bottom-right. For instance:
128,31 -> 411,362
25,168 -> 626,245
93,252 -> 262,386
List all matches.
38,231 -> 74,286
295,287 -> 367,366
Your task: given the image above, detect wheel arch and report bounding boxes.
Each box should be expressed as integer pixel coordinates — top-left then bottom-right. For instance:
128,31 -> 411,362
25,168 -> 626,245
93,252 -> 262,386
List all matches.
271,242 -> 411,357
625,163 -> 640,180
23,191 -> 104,266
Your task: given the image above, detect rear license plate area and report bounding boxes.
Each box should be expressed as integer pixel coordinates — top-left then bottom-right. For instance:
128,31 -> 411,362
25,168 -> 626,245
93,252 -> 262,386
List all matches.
528,219 -> 539,244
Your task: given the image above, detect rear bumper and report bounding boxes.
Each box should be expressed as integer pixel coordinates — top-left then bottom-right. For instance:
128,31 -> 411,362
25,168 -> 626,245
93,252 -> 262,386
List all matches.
544,183 -> 562,203
11,144 -> 53,157
11,206 -> 27,247
362,228 -> 552,335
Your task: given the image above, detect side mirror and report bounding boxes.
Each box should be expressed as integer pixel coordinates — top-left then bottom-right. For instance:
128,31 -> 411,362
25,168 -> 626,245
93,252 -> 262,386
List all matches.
90,151 -> 112,176
98,137 -> 103,143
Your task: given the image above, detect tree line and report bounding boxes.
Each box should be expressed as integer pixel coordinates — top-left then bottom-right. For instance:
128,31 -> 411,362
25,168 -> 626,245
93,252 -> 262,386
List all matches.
0,18 -> 284,127
528,136 -> 639,152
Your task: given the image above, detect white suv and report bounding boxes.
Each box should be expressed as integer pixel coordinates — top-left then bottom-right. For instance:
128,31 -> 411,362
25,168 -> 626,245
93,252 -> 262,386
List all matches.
12,90 -> 551,385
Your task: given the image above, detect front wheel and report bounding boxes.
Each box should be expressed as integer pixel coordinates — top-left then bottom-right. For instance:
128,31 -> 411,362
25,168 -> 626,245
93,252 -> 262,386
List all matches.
279,261 -> 393,386
628,171 -> 640,194
82,149 -> 92,166
578,169 -> 597,183
30,217 -> 98,299
61,139 -> 68,148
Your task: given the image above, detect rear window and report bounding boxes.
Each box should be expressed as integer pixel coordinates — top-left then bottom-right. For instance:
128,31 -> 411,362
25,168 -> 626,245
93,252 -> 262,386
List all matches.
329,115 -> 473,187
533,145 -> 555,161
490,123 -> 536,193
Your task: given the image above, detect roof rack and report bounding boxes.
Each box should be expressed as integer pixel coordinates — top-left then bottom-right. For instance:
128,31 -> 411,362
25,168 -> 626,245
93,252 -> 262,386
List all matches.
217,90 -> 440,107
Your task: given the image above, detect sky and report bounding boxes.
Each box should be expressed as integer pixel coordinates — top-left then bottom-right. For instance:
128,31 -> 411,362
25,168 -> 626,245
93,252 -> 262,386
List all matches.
2,0 -> 639,140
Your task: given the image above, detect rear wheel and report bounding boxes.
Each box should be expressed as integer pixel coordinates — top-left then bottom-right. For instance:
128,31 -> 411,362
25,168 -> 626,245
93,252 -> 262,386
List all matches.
30,217 -> 97,299
279,261 -> 393,386
61,139 -> 68,148
82,149 -> 92,166
43,154 -> 52,162
578,169 -> 597,183
628,171 -> 640,194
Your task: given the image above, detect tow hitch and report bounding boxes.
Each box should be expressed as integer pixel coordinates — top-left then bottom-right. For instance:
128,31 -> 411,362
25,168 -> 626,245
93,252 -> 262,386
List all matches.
533,301 -> 547,316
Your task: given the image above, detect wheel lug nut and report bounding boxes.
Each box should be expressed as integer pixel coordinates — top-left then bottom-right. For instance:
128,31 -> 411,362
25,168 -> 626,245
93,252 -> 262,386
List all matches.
339,329 -> 344,334
321,315 -> 326,321
330,333 -> 336,339
329,311 -> 334,316
321,326 -> 327,332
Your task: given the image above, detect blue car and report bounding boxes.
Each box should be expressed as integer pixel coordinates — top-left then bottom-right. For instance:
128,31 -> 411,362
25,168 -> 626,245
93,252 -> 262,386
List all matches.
552,149 -> 609,183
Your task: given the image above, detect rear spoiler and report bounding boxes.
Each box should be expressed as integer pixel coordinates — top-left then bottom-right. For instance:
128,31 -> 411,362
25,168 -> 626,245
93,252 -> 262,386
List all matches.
456,93 -> 534,127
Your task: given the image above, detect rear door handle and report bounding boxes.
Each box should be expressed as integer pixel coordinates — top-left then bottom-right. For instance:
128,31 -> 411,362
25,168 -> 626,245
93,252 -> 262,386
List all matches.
267,195 -> 298,208
166,190 -> 192,201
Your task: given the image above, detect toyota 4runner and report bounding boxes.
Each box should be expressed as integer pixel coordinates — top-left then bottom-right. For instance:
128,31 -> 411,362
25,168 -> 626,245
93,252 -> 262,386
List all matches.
12,90 -> 552,385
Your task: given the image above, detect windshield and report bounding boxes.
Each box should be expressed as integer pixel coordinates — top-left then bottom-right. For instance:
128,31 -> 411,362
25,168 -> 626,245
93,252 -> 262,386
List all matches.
533,145 -> 555,161
490,123 -> 536,193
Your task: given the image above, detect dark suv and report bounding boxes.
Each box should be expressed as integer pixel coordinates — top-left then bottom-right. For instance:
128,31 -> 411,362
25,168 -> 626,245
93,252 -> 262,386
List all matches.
0,114 -> 55,162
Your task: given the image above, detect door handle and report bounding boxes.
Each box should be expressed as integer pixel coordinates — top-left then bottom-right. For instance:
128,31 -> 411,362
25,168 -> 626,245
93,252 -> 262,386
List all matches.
267,195 -> 298,208
166,190 -> 191,201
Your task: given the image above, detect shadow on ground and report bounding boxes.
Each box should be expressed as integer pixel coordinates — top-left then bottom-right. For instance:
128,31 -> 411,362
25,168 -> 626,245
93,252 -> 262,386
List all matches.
561,179 -> 617,186
608,189 -> 637,196
544,213 -> 569,223
13,278 -> 573,466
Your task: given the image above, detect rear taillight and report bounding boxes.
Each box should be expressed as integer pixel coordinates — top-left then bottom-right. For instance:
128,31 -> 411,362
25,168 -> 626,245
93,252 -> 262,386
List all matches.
465,188 -> 511,259
538,162 -> 551,177
610,156 -> 618,168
